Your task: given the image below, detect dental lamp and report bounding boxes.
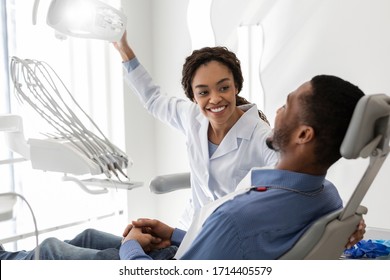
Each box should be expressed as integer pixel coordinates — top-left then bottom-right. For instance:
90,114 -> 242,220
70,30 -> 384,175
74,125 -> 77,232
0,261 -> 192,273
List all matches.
32,0 -> 127,41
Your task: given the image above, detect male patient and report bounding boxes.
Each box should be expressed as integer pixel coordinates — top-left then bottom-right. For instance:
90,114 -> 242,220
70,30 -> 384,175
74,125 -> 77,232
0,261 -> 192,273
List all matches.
0,74 -> 365,260
120,74 -> 365,259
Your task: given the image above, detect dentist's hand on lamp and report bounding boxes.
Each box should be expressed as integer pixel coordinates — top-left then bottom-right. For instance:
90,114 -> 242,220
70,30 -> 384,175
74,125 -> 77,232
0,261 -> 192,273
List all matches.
112,31 -> 135,62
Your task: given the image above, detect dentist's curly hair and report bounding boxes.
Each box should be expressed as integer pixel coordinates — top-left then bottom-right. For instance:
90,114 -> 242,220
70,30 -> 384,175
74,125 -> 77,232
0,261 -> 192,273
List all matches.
181,46 -> 270,125
181,46 -> 243,102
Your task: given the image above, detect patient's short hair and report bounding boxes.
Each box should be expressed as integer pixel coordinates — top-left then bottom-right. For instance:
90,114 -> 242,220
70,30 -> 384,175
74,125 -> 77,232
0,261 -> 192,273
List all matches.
302,75 -> 365,167
181,46 -> 243,101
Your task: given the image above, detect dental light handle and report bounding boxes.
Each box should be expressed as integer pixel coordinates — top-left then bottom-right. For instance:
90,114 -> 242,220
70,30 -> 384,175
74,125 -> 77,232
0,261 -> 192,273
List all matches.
32,0 -> 40,25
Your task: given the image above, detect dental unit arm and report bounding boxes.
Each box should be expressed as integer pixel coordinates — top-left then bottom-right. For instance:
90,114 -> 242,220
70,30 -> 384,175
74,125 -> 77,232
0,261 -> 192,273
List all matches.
7,57 -> 142,193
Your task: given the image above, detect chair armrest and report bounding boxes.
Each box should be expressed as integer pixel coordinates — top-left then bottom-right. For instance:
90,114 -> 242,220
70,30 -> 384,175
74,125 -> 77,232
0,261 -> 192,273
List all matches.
149,172 -> 191,194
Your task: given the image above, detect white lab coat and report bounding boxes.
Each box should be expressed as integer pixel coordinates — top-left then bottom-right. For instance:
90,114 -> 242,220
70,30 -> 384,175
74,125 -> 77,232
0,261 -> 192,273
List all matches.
124,63 -> 278,229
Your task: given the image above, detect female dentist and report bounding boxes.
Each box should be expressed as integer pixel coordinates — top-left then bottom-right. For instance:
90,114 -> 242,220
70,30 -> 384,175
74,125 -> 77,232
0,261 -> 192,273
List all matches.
114,32 -> 277,230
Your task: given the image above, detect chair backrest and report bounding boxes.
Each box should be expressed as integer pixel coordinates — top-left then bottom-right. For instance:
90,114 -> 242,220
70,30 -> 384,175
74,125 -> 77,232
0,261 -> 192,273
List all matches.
280,94 -> 390,259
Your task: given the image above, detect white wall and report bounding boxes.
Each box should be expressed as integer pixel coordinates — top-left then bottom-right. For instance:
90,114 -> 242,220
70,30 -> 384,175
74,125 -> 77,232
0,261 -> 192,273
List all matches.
122,0 -> 390,229
151,0 -> 192,226
121,0 -> 157,222
122,0 -> 191,227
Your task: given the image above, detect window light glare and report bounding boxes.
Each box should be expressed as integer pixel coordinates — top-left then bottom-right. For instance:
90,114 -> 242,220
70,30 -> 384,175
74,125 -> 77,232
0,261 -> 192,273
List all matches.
62,2 -> 94,34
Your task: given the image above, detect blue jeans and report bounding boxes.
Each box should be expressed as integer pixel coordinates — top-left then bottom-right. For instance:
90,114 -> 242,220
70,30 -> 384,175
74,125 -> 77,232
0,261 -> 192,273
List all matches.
0,228 -> 177,260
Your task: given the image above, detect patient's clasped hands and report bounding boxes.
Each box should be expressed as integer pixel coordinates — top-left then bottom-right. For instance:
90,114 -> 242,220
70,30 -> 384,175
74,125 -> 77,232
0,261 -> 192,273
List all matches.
122,219 -> 174,252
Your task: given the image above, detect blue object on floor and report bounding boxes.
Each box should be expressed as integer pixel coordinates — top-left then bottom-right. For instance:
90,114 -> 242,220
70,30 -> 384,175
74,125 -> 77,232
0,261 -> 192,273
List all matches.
344,239 -> 390,259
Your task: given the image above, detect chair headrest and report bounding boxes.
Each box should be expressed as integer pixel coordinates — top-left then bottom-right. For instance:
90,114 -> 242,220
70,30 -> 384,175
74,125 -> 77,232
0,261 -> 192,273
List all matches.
341,94 -> 390,159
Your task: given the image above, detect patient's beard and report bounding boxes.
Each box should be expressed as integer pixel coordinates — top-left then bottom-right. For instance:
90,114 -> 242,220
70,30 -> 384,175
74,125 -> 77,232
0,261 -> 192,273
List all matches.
266,136 -> 277,151
266,127 -> 292,152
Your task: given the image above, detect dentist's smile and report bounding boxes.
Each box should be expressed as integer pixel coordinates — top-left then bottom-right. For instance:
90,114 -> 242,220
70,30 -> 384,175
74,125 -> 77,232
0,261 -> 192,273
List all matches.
207,105 -> 227,113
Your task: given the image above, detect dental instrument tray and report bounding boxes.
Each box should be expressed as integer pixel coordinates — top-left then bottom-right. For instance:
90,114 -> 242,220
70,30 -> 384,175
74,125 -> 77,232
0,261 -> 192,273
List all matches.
28,137 -> 128,176
79,178 -> 143,190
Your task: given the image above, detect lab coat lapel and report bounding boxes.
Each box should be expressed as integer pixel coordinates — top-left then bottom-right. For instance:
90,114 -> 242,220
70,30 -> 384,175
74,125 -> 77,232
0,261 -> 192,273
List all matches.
210,125 -> 238,159
193,114 -> 215,200
197,115 -> 211,172
210,105 -> 258,160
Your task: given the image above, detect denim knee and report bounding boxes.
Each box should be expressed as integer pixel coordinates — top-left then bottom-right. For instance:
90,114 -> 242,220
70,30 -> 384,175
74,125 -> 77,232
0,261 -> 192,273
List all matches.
80,228 -> 99,237
38,237 -> 63,259
39,237 -> 62,249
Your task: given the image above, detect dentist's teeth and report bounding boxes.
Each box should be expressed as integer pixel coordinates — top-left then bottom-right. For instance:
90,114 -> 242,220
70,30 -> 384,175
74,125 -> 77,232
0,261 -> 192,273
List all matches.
210,106 -> 225,113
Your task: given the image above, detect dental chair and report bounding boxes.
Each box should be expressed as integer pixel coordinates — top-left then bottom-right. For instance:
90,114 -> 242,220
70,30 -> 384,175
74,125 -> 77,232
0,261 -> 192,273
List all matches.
149,93 -> 390,259
279,93 -> 390,259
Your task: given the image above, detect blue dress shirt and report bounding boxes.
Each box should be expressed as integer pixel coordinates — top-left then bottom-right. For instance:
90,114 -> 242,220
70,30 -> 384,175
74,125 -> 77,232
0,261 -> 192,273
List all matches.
120,169 -> 342,260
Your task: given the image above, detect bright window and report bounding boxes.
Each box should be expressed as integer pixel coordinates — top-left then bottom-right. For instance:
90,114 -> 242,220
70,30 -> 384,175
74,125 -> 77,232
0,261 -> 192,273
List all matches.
0,0 -> 127,250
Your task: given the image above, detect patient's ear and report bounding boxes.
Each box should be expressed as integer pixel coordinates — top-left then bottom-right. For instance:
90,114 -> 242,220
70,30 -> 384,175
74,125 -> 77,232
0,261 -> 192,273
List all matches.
297,125 -> 315,144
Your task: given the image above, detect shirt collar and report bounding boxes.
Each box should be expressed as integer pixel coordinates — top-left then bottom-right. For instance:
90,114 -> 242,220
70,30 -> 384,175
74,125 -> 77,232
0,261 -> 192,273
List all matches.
250,168 -> 326,192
